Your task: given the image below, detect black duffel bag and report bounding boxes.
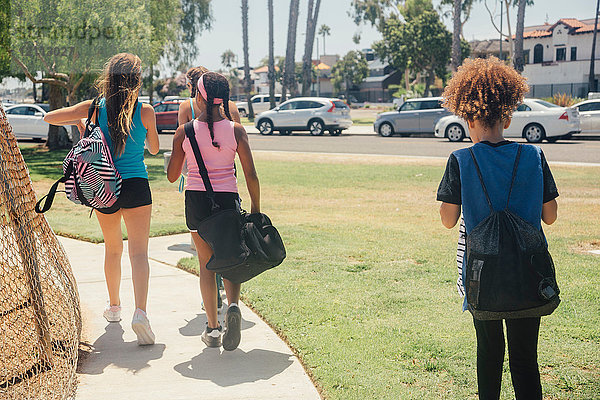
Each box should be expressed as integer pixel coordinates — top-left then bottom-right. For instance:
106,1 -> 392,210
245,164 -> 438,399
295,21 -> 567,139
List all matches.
184,121 -> 285,283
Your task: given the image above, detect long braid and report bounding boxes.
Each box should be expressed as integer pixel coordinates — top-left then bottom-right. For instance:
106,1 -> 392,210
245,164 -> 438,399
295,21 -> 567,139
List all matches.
206,94 -> 219,149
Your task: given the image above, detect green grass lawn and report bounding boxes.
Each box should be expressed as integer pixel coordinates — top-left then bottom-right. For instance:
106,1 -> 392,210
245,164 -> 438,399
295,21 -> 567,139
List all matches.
22,146 -> 600,399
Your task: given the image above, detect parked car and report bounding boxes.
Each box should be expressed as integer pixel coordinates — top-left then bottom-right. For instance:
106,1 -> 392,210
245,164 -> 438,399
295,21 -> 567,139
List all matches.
573,99 -> 600,134
434,98 -> 580,143
236,94 -> 289,117
373,97 -> 452,137
5,103 -> 50,140
153,100 -> 184,133
254,97 -> 352,136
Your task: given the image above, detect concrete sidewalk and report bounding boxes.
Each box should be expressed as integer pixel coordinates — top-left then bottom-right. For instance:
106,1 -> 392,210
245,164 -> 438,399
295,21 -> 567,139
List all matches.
59,234 -> 320,400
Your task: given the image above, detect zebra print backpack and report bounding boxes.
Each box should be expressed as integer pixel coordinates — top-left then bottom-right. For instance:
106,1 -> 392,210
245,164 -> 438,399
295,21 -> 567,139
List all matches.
35,98 -> 122,213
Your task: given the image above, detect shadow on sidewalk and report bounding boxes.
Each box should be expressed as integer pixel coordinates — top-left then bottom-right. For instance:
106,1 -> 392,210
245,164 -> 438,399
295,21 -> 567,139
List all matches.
79,323 -> 166,375
179,313 -> 256,337
167,243 -> 196,255
173,347 -> 294,386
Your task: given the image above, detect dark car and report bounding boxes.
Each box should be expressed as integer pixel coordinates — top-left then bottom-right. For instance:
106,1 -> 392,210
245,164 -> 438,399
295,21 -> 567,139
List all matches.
153,100 -> 183,133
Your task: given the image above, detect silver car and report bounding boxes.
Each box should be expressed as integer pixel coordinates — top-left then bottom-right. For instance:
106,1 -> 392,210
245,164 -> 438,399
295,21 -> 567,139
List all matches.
5,103 -> 50,141
373,97 -> 452,137
573,99 -> 600,134
255,97 -> 352,136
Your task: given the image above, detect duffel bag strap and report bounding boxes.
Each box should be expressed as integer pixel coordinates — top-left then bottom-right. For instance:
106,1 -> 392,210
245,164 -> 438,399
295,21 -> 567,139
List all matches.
183,121 -> 220,213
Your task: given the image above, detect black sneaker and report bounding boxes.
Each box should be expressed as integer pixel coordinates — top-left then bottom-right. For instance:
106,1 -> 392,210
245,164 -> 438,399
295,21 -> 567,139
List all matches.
201,323 -> 222,348
223,304 -> 241,351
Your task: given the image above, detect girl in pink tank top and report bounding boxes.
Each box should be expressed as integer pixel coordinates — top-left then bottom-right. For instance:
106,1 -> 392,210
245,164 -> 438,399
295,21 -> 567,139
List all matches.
167,72 -> 260,351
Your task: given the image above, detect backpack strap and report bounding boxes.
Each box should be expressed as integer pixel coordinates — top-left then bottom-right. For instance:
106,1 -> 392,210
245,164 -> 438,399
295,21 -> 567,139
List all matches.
468,148 -> 494,213
183,121 -> 219,213
35,162 -> 74,213
83,98 -> 98,138
506,144 -> 523,208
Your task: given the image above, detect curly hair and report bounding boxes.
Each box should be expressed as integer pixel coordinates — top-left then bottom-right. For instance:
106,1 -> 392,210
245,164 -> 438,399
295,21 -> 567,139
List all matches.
442,57 -> 529,129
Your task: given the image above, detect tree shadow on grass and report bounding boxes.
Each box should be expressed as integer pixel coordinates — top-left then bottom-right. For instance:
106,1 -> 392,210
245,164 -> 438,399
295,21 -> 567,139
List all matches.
78,322 -> 166,375
20,146 -> 68,181
173,347 -> 294,386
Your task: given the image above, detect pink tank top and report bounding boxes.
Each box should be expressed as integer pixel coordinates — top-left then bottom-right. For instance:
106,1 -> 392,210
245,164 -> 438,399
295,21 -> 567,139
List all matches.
183,119 -> 238,193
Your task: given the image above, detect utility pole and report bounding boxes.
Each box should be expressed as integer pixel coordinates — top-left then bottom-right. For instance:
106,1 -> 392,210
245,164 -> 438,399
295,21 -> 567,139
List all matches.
499,0 -> 503,60
589,0 -> 600,93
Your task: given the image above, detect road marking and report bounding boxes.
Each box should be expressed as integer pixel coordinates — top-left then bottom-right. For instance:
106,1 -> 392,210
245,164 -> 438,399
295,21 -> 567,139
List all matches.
253,150 -> 600,167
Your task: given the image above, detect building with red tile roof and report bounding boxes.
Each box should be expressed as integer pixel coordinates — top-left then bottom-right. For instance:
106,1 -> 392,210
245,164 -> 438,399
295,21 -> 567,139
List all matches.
516,17 -> 599,98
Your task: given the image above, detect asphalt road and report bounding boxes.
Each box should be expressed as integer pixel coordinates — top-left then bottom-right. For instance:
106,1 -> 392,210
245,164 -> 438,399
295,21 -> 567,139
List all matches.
159,125 -> 600,165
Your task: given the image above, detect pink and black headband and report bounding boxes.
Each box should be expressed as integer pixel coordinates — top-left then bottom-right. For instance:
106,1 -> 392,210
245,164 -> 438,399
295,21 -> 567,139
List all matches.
197,74 -> 223,105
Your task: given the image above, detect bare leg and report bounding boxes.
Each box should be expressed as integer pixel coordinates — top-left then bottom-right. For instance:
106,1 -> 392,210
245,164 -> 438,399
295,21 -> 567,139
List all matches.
223,279 -> 241,306
95,210 -> 123,307
191,232 -> 219,329
121,205 -> 152,312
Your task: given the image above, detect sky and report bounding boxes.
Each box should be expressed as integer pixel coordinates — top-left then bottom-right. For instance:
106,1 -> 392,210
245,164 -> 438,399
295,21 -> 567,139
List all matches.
1,0 -> 596,91
191,0 -> 596,72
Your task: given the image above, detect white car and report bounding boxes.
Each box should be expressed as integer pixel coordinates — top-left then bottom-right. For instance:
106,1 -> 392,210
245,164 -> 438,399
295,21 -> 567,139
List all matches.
254,97 -> 352,136
5,104 -> 51,140
236,94 -> 289,117
573,99 -> 600,134
435,99 -> 580,143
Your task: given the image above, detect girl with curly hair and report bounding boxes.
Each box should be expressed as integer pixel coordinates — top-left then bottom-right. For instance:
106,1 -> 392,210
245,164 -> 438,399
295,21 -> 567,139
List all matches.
436,57 -> 558,400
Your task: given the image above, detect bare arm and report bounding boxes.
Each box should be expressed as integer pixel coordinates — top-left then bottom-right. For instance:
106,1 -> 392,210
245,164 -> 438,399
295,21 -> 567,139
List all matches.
228,101 -> 241,124
541,199 -> 557,225
141,103 -> 159,155
234,122 -> 260,213
178,100 -> 191,126
44,100 -> 93,125
440,202 -> 461,229
167,126 -> 186,183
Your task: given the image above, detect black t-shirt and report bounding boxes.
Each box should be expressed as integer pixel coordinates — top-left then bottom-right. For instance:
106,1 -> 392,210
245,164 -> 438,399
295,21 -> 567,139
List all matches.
436,141 -> 559,205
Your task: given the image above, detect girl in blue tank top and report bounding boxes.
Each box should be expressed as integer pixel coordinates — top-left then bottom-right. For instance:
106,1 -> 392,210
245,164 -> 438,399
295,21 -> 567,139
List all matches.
44,53 -> 160,346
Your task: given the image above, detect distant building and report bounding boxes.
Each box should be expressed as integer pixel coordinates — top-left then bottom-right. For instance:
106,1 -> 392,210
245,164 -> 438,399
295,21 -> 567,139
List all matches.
517,18 -> 600,98
469,39 -> 510,60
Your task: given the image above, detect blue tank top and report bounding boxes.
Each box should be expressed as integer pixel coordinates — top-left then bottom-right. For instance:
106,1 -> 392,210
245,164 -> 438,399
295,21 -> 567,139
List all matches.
97,98 -> 148,179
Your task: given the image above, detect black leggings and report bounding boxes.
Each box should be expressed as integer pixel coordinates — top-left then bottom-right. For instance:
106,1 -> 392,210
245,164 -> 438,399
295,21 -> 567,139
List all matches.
473,317 -> 542,400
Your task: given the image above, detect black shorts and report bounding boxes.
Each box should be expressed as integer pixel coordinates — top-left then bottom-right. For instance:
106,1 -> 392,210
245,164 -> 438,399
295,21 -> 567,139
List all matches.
96,178 -> 152,215
185,191 -> 240,231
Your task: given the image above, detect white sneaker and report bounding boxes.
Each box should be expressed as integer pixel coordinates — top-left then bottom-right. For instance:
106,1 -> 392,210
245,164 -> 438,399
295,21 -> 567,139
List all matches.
131,308 -> 155,345
103,304 -> 121,322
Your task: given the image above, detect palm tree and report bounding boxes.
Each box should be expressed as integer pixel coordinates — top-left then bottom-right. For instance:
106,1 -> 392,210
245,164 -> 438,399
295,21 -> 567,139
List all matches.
513,0 -> 527,71
282,0 -> 300,100
268,0 -> 276,109
301,0 -> 322,96
241,0 -> 254,118
318,24 -> 330,55
221,50 -> 237,69
451,0 -> 461,71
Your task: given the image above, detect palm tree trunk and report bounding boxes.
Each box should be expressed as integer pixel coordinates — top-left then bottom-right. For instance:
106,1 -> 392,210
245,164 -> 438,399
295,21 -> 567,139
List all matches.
268,0 -> 276,109
241,0 -> 254,119
589,0 -> 600,92
301,0 -> 321,96
452,0 -> 462,71
513,0 -> 527,72
284,0 -> 300,98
